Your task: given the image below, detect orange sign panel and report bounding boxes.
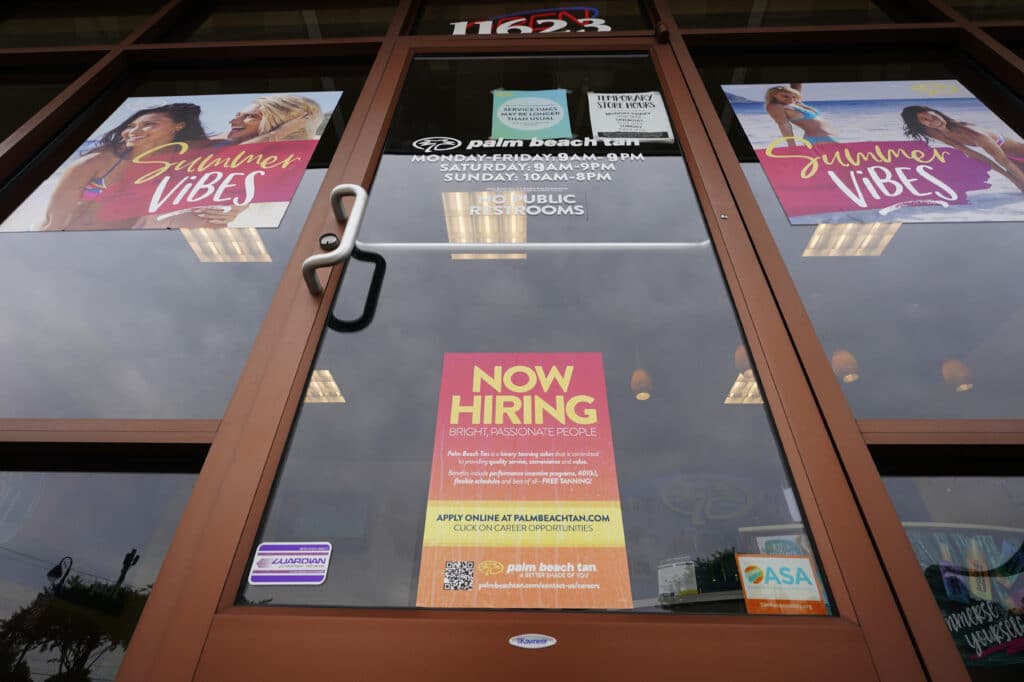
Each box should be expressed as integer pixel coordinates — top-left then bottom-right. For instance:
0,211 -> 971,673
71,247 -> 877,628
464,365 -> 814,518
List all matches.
416,353 -> 631,609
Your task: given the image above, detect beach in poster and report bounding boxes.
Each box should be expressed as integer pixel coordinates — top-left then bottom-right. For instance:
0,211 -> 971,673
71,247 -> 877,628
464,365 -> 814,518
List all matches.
721,79 -> 1024,224
1,91 -> 342,233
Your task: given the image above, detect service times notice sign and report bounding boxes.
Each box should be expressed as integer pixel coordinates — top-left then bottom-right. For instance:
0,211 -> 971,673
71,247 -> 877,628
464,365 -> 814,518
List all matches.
416,353 -> 632,609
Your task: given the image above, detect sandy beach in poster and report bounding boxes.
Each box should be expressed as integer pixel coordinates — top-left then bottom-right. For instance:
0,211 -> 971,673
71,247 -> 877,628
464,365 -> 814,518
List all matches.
722,80 -> 1024,224
1,91 -> 341,233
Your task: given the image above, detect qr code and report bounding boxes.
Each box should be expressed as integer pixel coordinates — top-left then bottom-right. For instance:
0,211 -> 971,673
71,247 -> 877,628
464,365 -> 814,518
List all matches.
443,561 -> 474,591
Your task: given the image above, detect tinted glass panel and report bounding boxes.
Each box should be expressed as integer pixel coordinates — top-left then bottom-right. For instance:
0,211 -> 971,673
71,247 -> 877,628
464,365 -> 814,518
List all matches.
700,53 -> 1024,419
241,55 -> 831,616
0,67 -> 82,144
0,1 -> 157,47
173,1 -> 395,42
670,0 -> 930,28
951,1 -> 1024,20
0,65 -> 368,418
884,473 -> 1024,681
0,470 -> 195,682
414,1 -> 649,34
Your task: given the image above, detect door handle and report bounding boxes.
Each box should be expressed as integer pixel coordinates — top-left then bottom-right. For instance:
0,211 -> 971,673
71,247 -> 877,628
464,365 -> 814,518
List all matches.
327,249 -> 386,333
301,184 -> 369,296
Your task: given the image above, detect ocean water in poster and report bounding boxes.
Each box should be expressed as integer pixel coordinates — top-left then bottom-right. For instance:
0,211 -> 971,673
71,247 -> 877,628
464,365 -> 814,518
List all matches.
1,91 -> 342,232
721,79 -> 1024,224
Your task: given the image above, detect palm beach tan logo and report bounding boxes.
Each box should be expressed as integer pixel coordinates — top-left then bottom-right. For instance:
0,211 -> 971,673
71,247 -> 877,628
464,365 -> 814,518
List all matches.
478,560 -> 505,576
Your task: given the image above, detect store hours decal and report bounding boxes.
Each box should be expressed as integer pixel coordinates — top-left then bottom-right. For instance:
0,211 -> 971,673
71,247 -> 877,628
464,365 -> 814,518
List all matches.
411,137 -> 643,219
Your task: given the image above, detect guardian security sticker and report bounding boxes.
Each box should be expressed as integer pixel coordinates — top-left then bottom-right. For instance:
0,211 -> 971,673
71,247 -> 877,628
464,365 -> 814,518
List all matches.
735,554 -> 826,615
248,541 -> 332,586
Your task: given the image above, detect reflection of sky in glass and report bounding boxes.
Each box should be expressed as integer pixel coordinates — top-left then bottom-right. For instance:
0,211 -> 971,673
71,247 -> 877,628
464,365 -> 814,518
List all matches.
240,53 -> 829,615
242,249 -> 825,613
746,163 -> 1024,419
0,471 -> 195,681
0,171 -> 322,419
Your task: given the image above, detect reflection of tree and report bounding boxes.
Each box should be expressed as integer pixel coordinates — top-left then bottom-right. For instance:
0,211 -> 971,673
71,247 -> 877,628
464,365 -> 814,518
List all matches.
0,576 -> 148,681
694,548 -> 741,592
0,635 -> 30,682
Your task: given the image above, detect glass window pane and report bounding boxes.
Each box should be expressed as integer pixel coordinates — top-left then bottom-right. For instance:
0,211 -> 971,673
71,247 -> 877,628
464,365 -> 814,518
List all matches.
0,64 -> 369,419
0,67 -> 83,144
670,0 -> 932,28
0,470 -> 195,682
699,54 -> 1024,419
950,1 -> 1024,20
884,473 -> 1024,680
0,1 -> 159,47
171,1 -> 396,42
413,1 -> 650,34
240,54 -> 831,616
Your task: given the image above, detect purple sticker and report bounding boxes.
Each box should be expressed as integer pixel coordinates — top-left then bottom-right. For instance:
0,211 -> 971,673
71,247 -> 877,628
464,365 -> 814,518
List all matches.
247,541 -> 332,586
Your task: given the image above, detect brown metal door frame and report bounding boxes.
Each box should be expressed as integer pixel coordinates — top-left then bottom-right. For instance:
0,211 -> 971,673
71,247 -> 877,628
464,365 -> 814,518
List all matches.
651,3 -> 1022,680
115,26 -> 930,679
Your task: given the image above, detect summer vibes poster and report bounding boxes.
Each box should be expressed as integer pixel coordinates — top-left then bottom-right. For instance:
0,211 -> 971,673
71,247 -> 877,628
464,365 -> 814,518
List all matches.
721,80 -> 1024,224
0,91 -> 342,232
416,353 -> 632,609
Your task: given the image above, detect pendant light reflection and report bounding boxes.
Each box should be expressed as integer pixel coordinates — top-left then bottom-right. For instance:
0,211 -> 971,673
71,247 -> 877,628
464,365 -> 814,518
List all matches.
630,368 -> 652,401
304,369 -> 346,403
942,359 -> 973,393
725,344 -> 763,404
181,227 -> 271,263
831,349 -> 860,384
803,222 -> 901,257
442,190 -> 527,260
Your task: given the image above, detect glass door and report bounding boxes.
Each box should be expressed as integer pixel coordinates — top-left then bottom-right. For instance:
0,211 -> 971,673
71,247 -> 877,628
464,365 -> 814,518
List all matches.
125,40 -> 926,681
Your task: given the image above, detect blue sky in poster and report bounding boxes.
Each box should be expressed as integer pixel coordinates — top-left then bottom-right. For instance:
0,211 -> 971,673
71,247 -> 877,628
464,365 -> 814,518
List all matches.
723,79 -> 970,103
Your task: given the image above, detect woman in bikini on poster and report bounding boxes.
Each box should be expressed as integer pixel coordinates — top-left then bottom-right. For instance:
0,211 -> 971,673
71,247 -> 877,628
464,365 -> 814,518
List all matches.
764,83 -> 839,147
40,103 -> 209,231
901,105 -> 1024,192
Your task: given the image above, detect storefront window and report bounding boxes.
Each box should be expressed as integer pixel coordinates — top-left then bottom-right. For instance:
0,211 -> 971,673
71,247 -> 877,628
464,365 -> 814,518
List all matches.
0,1 -> 159,47
950,1 -> 1024,20
0,66 -> 368,419
240,54 -> 831,617
413,1 -> 650,34
701,56 -> 1024,419
884,473 -> 1024,680
0,68 -> 84,144
669,0 -> 931,28
0,469 -> 195,682
170,1 -> 396,42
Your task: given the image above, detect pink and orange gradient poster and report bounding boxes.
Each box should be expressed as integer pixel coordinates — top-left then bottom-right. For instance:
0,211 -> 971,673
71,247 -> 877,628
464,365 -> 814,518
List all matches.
416,352 -> 632,609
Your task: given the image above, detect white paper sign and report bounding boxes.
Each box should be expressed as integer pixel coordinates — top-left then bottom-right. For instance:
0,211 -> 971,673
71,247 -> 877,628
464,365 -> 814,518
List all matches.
587,91 -> 674,143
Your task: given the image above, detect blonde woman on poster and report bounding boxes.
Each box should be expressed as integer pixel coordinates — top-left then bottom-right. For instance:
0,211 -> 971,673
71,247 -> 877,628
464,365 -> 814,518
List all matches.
216,94 -> 323,144
40,103 -> 209,231
901,105 -> 1024,192
139,95 -> 326,229
764,83 -> 839,147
